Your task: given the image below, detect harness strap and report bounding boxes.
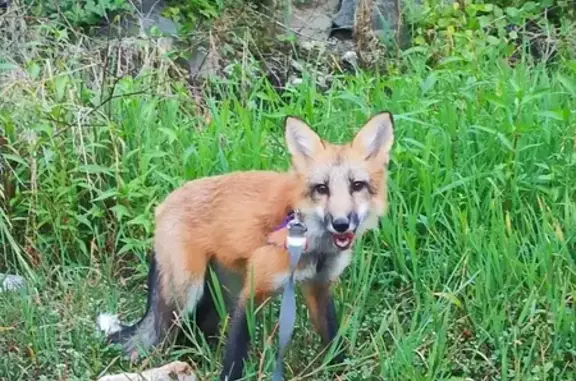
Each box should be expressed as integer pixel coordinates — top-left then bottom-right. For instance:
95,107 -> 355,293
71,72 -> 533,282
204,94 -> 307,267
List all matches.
271,210 -> 307,381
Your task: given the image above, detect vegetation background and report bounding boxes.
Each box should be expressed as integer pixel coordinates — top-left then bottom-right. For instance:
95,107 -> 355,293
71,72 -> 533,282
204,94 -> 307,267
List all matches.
1,0 -> 575,380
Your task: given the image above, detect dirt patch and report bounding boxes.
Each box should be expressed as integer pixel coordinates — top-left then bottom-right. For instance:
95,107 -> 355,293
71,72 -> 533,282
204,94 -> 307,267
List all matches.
1,0 -> 391,98
180,1 -> 378,91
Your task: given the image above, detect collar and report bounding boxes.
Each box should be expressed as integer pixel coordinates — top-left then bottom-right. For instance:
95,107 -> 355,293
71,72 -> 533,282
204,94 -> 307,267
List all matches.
268,209 -> 308,251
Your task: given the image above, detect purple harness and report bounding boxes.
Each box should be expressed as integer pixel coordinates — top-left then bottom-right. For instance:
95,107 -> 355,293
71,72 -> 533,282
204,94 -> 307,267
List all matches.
272,211 -> 295,232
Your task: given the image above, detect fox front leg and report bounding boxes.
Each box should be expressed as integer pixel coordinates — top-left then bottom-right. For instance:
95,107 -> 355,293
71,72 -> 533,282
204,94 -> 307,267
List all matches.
220,245 -> 289,381
302,282 -> 347,365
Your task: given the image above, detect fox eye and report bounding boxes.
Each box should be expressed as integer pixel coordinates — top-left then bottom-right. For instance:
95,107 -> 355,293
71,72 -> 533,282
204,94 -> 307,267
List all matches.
313,184 -> 329,195
351,181 -> 367,192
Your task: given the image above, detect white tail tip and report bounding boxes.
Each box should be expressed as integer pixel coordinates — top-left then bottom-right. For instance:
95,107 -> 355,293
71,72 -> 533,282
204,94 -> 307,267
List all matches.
97,313 -> 123,335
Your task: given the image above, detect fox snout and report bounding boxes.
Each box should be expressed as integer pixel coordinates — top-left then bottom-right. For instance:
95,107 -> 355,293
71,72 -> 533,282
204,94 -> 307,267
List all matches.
326,213 -> 360,234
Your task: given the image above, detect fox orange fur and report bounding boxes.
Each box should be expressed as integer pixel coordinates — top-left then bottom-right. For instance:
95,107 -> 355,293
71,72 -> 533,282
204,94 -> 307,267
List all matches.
97,112 -> 395,380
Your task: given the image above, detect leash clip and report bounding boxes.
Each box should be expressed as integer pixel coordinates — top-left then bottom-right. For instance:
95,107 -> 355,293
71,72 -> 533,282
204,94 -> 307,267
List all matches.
285,209 -> 307,254
272,209 -> 307,381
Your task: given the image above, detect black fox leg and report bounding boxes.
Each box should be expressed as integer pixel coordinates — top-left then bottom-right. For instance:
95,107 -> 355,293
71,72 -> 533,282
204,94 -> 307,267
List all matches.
103,254 -> 176,360
220,301 -> 251,381
302,282 -> 346,364
193,279 -> 223,345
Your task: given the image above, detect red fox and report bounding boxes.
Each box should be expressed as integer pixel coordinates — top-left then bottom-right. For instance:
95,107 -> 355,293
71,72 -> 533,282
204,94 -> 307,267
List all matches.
97,112 -> 395,380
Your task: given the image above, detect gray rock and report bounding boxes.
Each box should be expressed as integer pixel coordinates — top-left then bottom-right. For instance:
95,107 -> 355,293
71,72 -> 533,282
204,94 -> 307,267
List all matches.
94,0 -> 220,80
140,0 -> 165,14
289,0 -> 341,42
332,0 -> 356,31
332,0 -> 454,47
287,0 -> 420,50
137,0 -> 180,37
342,50 -> 358,67
139,14 -> 180,37
0,273 -> 26,292
0,0 -> 11,10
332,0 -> 406,42
94,0 -> 181,39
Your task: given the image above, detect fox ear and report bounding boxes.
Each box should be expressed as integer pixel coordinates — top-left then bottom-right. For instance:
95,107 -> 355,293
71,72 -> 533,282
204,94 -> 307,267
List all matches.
352,112 -> 394,164
285,116 -> 324,165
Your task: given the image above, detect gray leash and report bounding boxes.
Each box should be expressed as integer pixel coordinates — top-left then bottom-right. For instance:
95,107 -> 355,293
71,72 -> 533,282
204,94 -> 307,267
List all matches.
272,210 -> 307,381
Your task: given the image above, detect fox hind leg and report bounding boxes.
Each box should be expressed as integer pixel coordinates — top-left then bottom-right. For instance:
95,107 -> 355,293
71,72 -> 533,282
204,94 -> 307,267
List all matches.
98,253 -> 207,361
194,261 -> 244,346
177,275 -> 222,347
98,254 -> 176,360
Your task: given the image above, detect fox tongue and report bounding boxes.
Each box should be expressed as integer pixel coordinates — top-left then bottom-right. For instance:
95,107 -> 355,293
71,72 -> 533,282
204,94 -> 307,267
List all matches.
333,232 -> 354,249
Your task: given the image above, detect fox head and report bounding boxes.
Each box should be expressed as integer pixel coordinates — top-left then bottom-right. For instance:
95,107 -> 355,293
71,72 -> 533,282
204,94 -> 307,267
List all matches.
285,112 -> 394,251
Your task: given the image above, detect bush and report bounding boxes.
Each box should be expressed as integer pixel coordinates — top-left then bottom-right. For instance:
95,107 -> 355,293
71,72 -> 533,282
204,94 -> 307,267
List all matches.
404,0 -> 575,67
23,0 -> 130,27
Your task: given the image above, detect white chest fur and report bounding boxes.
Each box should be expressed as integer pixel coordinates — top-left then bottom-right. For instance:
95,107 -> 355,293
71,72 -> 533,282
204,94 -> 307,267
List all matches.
272,250 -> 352,290
323,250 -> 352,281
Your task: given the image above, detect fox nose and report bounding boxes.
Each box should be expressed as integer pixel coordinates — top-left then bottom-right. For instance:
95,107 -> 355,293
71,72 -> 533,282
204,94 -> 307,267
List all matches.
332,217 -> 350,233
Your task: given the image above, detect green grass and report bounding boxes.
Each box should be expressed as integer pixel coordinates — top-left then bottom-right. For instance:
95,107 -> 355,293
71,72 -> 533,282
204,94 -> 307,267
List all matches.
2,15 -> 576,381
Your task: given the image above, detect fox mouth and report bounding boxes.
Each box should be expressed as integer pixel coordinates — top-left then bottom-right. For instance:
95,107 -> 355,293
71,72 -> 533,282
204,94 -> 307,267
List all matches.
332,232 -> 355,250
